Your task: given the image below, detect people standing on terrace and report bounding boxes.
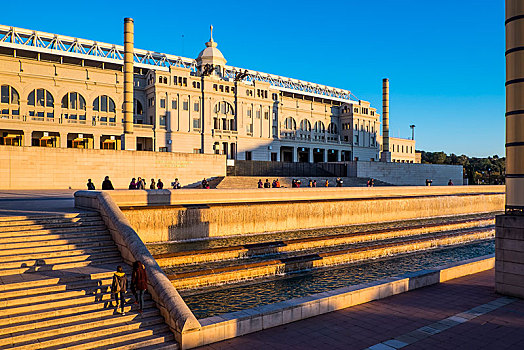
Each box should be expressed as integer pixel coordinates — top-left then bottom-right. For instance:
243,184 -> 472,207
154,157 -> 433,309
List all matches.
129,178 -> 137,189
258,179 -> 263,188
86,179 -> 95,190
264,179 -> 271,188
149,178 -> 156,189
172,178 -> 181,189
102,176 -> 114,190
202,178 -> 210,189
137,177 -> 145,189
157,179 -> 164,189
325,179 -> 329,187
448,179 -> 454,186
309,179 -> 313,187
312,180 -> 317,187
336,178 -> 344,187
275,179 -> 280,188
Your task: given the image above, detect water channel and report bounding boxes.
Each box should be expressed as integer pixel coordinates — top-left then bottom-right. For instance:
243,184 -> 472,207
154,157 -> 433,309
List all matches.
147,213 -> 497,320
182,240 -> 494,319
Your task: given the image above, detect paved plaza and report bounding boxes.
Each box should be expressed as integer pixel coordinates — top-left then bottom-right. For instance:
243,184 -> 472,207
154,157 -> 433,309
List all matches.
196,269 -> 524,350
0,190 -> 78,216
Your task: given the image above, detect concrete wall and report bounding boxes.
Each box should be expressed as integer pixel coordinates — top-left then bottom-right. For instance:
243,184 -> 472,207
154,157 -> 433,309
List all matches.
496,215 -> 524,298
103,186 -> 505,242
348,161 -> 463,186
0,145 -> 226,190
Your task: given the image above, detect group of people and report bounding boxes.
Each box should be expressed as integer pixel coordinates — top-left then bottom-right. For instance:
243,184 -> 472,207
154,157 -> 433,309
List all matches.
128,177 -> 164,190
201,178 -> 210,189
110,261 -> 148,315
258,179 -> 281,188
256,178 -> 349,188
367,178 -> 375,187
86,176 -> 114,190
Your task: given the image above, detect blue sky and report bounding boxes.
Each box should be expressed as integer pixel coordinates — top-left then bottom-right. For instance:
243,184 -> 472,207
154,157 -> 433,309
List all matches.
0,0 -> 504,157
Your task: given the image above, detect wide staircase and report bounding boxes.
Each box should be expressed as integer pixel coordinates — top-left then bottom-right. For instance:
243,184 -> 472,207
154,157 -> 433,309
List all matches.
216,176 -> 391,189
0,213 -> 178,349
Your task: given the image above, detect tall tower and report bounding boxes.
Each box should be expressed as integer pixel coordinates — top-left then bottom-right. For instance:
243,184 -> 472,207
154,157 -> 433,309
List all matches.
496,0 -> 524,298
380,78 -> 391,162
122,17 -> 135,150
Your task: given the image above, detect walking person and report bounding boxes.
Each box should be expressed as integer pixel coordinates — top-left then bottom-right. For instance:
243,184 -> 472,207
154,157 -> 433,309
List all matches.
157,179 -> 164,189
111,265 -> 127,315
86,179 -> 95,190
149,178 -> 156,189
102,176 -> 114,190
130,261 -> 139,305
131,261 -> 148,313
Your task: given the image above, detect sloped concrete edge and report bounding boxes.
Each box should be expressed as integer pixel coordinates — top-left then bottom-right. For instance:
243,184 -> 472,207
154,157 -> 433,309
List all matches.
74,190 -> 201,349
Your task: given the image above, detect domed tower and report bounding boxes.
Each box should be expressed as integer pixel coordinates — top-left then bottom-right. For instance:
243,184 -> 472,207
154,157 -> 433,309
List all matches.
196,25 -> 227,77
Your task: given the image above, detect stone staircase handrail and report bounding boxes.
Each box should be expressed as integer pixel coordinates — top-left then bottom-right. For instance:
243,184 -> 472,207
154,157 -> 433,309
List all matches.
74,190 -> 200,348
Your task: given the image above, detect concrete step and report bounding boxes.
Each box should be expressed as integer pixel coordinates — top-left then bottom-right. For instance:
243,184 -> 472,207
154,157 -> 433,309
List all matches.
0,250 -> 121,273
9,314 -> 167,349
93,332 -> 178,350
0,245 -> 118,264
0,235 -> 114,250
0,306 -> 158,337
0,308 -> 160,346
0,257 -> 124,277
46,326 -> 175,350
0,275 -> 114,300
0,228 -> 109,244
0,297 -> 154,328
0,219 -> 106,233
0,212 -> 97,223
0,225 -> 107,238
0,239 -> 116,257
0,265 -> 125,292
0,279 -> 145,309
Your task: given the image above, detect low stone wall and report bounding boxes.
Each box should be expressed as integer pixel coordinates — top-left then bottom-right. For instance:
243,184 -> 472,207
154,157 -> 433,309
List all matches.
110,186 -> 504,242
0,145 -> 225,190
74,191 -> 200,349
348,161 -> 463,186
183,255 -> 495,348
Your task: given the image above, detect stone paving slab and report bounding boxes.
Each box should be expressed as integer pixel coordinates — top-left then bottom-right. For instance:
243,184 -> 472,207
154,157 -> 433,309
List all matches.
195,269 -> 524,350
0,190 -> 84,216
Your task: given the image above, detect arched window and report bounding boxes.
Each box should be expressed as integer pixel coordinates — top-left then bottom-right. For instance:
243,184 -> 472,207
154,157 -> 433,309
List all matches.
0,85 -> 20,117
284,117 -> 296,130
327,122 -> 338,134
28,88 -> 54,119
61,92 -> 86,122
314,121 -> 325,133
300,119 -> 311,132
213,101 -> 235,130
93,95 -> 116,124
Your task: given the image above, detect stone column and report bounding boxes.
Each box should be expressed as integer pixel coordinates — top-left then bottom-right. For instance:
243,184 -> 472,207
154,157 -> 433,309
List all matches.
496,0 -> 524,298
308,148 -> 313,163
121,17 -> 136,150
380,78 -> 391,162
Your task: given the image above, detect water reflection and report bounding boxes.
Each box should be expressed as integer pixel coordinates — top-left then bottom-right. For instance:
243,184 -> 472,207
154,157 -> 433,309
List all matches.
182,240 -> 494,319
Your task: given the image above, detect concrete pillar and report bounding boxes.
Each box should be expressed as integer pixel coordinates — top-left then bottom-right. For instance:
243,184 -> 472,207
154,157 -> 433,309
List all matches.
23,130 -> 32,147
122,17 -> 135,150
93,134 -> 101,149
380,78 -> 391,162
496,0 -> 524,298
323,149 -> 327,163
308,148 -> 313,163
59,133 -> 67,148
336,150 -> 341,162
